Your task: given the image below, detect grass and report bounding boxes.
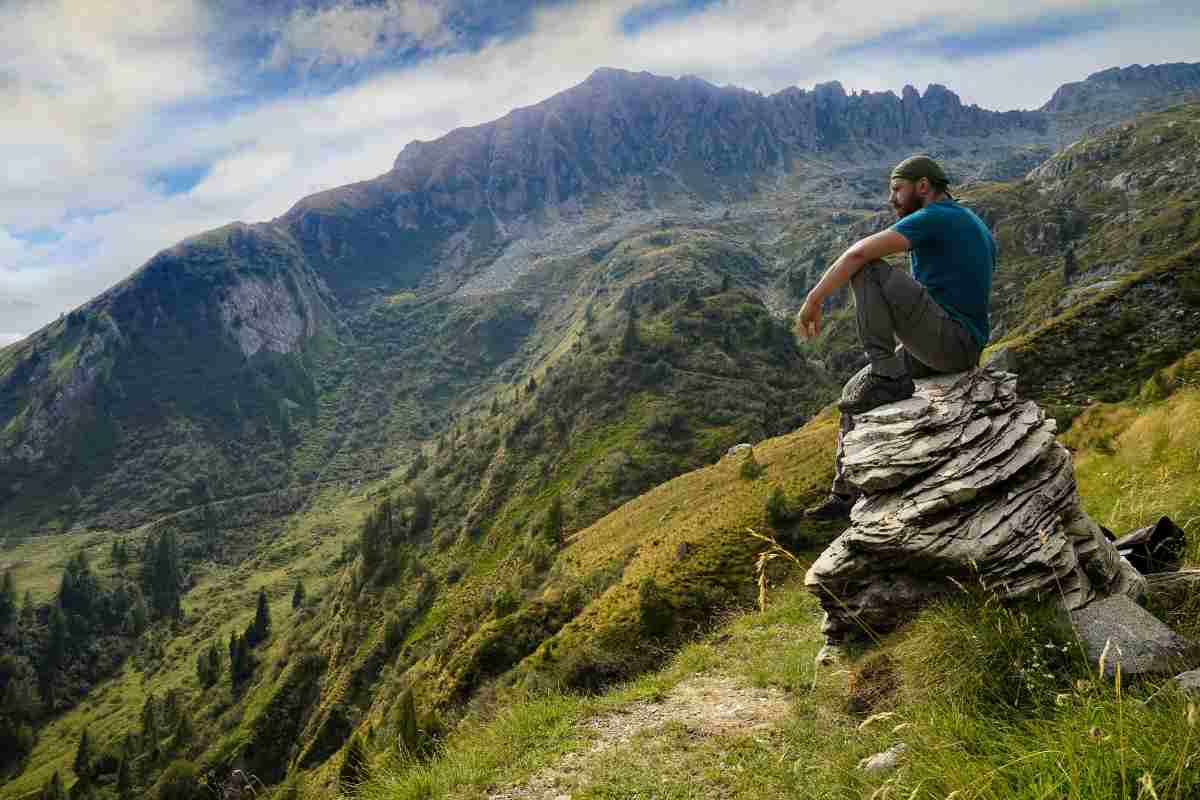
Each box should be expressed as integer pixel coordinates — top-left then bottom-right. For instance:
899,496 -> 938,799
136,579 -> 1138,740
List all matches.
1064,366 -> 1200,547
345,568 -> 1200,800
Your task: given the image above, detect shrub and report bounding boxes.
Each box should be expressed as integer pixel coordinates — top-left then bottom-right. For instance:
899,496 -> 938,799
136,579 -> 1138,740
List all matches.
765,485 -> 795,524
154,760 -> 199,800
638,576 -> 673,637
739,449 -> 764,480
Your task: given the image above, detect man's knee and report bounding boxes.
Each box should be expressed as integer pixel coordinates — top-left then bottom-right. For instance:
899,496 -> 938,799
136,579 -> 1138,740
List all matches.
851,259 -> 889,292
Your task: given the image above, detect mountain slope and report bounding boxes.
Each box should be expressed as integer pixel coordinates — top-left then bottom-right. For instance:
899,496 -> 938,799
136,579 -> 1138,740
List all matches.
3,65 -> 1200,798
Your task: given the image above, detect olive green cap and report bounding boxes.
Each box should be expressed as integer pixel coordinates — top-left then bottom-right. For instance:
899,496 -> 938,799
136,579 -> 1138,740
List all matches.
890,155 -> 950,190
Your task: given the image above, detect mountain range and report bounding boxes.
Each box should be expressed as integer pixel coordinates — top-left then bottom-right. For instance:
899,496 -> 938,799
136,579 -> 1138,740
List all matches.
1,59 -> 1200,798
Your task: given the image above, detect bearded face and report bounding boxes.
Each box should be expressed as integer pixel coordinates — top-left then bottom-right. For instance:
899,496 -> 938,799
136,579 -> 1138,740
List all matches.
889,178 -> 924,218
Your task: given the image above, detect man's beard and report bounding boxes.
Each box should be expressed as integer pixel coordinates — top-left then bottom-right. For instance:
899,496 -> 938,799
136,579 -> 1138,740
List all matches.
893,196 -> 922,218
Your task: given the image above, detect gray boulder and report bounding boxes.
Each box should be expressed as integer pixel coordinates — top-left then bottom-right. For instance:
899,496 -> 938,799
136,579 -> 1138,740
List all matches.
1070,595 -> 1199,676
806,369 -> 1138,645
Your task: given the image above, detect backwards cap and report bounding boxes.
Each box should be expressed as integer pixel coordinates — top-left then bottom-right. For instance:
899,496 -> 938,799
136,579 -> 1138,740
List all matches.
891,155 -> 951,196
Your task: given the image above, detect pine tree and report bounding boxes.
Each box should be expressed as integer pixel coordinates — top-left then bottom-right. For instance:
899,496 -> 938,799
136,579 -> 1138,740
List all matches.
411,487 -> 432,535
174,710 -> 193,748
73,727 -> 92,781
620,306 -> 640,354
396,688 -> 420,756
46,606 -> 68,669
20,590 -> 35,626
116,757 -> 132,800
141,695 -> 159,758
41,770 -> 65,800
542,496 -> 564,546
246,590 -> 271,646
208,642 -> 221,681
196,650 -> 212,687
720,274 -> 732,293
292,580 -> 306,611
0,569 -> 15,627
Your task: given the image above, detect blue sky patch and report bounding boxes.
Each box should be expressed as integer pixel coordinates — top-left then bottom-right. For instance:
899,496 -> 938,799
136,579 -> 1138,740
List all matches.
10,226 -> 64,246
619,0 -> 721,36
151,163 -> 212,197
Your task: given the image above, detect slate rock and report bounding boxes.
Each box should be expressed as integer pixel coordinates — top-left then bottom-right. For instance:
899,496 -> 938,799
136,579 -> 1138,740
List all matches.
1069,594 -> 1199,676
806,369 -> 1135,644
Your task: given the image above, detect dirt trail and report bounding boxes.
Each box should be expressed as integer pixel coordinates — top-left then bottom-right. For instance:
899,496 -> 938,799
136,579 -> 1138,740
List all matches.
486,673 -> 791,800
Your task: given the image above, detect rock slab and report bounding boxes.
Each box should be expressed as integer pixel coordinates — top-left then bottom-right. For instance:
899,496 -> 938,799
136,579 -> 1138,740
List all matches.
806,369 -> 1137,643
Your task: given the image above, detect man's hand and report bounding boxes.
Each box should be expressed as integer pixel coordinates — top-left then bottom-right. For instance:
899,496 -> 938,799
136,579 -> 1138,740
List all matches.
797,296 -> 822,339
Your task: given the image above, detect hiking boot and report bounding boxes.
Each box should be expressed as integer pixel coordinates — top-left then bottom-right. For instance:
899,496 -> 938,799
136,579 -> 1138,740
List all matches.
837,371 -> 915,414
804,493 -> 856,521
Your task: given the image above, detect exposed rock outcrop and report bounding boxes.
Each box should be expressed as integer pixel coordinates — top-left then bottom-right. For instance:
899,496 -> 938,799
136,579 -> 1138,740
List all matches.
805,369 -> 1143,646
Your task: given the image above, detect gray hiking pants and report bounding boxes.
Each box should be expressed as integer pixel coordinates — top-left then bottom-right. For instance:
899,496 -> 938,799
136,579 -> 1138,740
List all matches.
831,260 -> 982,498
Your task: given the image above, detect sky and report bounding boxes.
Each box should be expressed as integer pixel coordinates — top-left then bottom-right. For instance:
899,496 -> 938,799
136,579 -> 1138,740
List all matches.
1,0 -> 1198,346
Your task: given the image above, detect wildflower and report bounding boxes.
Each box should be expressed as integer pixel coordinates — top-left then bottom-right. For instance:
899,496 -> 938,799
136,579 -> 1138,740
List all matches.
1075,679 -> 1093,693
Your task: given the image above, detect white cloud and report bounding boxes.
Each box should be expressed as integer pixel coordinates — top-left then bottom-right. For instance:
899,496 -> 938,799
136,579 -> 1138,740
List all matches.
1,0 -> 1198,339
266,0 -> 448,72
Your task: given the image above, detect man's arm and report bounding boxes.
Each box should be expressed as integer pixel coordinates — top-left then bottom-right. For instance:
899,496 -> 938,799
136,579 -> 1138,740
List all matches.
797,229 -> 911,339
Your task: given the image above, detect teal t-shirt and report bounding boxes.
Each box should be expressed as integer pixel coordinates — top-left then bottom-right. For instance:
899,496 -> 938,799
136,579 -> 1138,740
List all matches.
891,200 -> 995,348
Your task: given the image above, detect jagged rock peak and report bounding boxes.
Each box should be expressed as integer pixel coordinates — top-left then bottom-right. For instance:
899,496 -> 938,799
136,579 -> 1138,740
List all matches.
806,368 -> 1141,644
1042,60 -> 1200,113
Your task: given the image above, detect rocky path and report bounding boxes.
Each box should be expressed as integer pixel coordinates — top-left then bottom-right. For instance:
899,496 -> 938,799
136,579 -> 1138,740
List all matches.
486,673 -> 791,800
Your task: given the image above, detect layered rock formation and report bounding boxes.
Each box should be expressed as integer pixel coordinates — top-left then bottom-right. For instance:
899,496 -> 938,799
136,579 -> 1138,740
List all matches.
805,369 -> 1141,643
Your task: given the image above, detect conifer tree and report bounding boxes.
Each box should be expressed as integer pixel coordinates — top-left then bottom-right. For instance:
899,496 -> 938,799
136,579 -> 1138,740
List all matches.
174,710 -> 193,748
46,606 -> 68,669
620,306 -> 640,354
73,727 -> 92,781
542,496 -> 564,546
20,590 -> 35,626
208,642 -> 221,683
411,487 -> 432,535
141,695 -> 159,757
292,580 -> 306,610
396,688 -> 420,756
246,590 -> 271,646
0,569 -> 15,627
116,757 -> 132,800
42,770 -> 65,800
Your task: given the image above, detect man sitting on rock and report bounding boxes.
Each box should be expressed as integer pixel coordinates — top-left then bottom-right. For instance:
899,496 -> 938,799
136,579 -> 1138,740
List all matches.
797,155 -> 995,521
